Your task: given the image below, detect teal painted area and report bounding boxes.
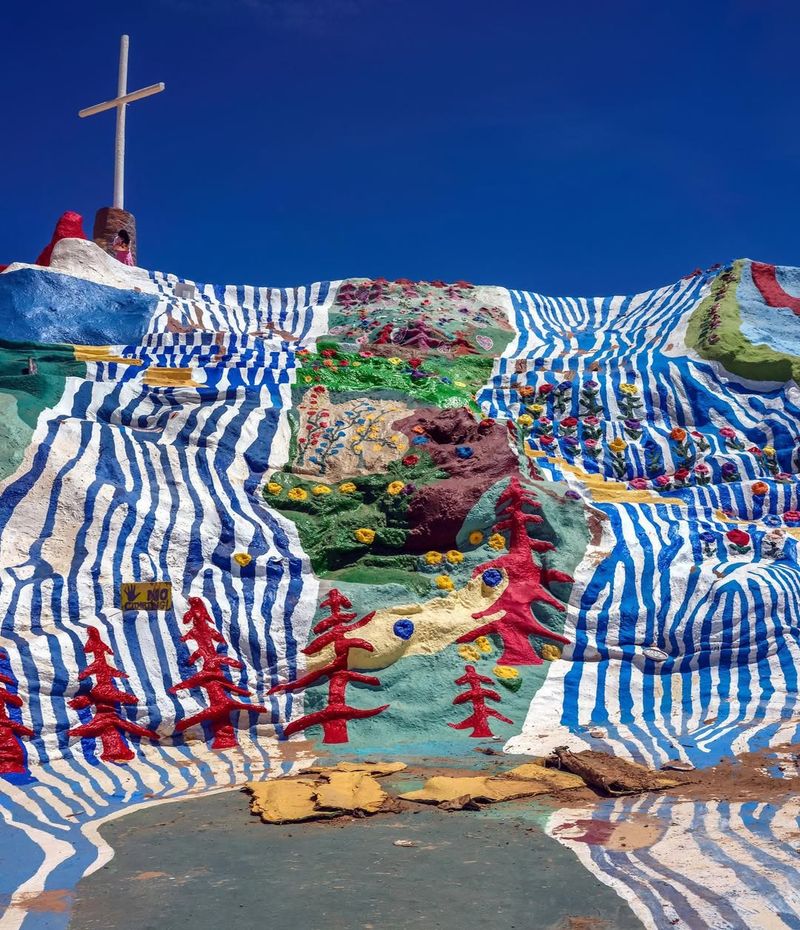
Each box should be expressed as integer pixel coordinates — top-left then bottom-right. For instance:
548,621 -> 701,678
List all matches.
0,340 -> 84,481
299,646 -> 551,755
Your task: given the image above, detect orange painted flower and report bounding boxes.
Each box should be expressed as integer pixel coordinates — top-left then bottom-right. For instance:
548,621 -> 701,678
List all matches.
670,427 -> 687,442
752,481 -> 769,496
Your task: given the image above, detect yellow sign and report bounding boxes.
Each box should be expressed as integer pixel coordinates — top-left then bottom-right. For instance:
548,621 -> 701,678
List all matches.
120,581 -> 173,612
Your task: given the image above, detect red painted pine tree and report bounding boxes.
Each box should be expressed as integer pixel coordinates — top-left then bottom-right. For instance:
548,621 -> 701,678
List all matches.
169,597 -> 266,750
268,588 -> 388,744
69,627 -> 159,763
458,475 -> 573,665
0,648 -> 33,776
448,664 -> 512,738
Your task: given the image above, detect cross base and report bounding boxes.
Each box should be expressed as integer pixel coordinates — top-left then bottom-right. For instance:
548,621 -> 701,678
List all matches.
93,207 -> 137,266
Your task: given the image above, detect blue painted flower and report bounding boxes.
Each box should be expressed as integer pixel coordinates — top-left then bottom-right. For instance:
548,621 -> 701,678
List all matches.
699,531 -> 716,544
763,514 -> 782,527
565,490 -> 581,500
482,568 -> 503,587
412,436 -> 429,445
456,445 -> 474,459
557,380 -> 572,393
393,618 -> 415,640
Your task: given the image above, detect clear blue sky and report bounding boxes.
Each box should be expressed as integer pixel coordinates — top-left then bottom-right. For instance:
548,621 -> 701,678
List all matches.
2,0 -> 799,295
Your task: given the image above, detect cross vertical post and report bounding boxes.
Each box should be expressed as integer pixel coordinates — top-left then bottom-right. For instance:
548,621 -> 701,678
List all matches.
114,35 -> 129,210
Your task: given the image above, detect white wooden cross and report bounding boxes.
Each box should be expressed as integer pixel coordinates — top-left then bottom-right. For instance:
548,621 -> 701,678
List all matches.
78,35 -> 165,210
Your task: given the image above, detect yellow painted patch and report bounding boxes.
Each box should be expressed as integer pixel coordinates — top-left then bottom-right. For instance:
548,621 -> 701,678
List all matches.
245,778 -> 320,823
400,767 -> 584,805
73,346 -> 143,365
527,451 -> 686,506
143,367 -> 197,387
314,771 -> 388,814
233,552 -> 252,567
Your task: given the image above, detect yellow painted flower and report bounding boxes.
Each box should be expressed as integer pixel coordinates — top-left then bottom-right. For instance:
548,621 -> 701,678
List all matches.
312,484 -> 332,495
529,403 -> 544,415
302,375 -> 313,383
609,437 -> 627,454
540,644 -> 563,661
619,383 -> 639,396
436,574 -> 455,591
446,549 -> 464,564
475,635 -> 493,653
339,482 -> 357,493
388,357 -> 402,365
454,380 -> 467,388
517,413 -> 533,427
468,530 -> 484,546
267,482 -> 283,495
233,552 -> 252,567
494,665 -> 520,680
488,533 -> 506,551
424,550 -> 443,565
372,444 -> 382,452
354,527 -> 376,544
352,361 -> 361,367
458,644 -> 482,662
353,444 -> 363,453
763,446 -> 776,457
288,486 -> 308,501
387,480 -> 405,496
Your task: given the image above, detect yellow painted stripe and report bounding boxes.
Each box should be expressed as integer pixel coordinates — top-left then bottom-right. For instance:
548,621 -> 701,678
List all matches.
73,345 -> 143,365
142,367 -> 197,387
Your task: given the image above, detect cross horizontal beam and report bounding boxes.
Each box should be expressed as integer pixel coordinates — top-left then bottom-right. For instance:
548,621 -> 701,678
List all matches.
78,82 -> 165,119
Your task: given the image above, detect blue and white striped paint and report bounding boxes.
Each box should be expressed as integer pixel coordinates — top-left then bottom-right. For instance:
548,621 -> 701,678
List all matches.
1,250 -> 800,929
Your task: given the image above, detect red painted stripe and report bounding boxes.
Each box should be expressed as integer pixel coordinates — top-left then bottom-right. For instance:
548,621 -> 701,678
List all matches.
750,261 -> 800,314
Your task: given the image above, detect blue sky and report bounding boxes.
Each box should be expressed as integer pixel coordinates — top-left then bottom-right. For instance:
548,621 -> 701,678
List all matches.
2,0 -> 799,294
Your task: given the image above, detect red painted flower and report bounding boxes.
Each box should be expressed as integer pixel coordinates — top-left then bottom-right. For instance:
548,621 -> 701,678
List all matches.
538,383 -> 554,396
674,468 -> 690,481
478,418 -> 495,431
561,417 -> 578,429
339,359 -> 349,367
540,435 -> 555,446
321,349 -> 337,358
402,454 -> 419,467
408,358 -> 423,369
726,529 -> 750,547
783,510 -> 800,523
748,446 -> 762,456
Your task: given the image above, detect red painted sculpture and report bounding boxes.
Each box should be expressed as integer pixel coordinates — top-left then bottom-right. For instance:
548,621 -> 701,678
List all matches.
35,211 -> 87,267
68,627 -> 159,764
448,664 -> 512,738
458,475 -> 573,665
268,588 -> 388,744
169,597 -> 266,750
0,649 -> 33,775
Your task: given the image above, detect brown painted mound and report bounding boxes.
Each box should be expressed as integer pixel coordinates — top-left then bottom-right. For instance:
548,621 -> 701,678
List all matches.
395,407 -> 518,551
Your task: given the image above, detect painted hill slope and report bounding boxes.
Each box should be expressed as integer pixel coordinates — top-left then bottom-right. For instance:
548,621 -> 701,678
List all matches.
1,239 -> 800,930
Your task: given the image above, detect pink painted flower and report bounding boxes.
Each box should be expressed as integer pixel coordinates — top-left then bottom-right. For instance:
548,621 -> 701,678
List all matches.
719,427 -> 737,439
629,477 -> 649,490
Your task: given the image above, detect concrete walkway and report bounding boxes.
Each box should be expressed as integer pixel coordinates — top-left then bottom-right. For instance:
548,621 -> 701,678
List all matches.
69,789 -> 644,930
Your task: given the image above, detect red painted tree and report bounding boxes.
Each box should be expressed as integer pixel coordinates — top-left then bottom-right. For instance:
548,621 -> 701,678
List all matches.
458,475 -> 573,665
268,588 -> 388,744
169,597 -> 266,750
0,649 -> 33,776
69,627 -> 159,763
448,664 -> 512,738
